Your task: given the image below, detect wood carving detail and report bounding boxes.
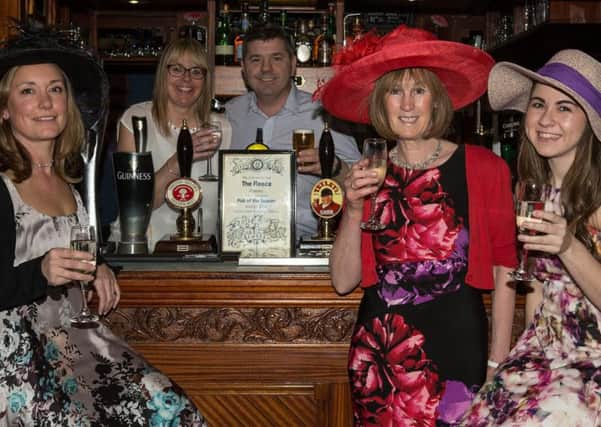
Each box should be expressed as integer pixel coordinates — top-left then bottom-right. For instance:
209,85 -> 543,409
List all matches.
105,307 -> 358,344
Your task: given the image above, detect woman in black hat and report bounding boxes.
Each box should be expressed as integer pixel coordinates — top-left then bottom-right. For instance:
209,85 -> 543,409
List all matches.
0,29 -> 206,426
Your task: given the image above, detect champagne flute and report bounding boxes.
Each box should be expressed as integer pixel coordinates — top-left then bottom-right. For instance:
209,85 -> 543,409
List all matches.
199,121 -> 221,181
70,225 -> 99,324
509,180 -> 552,281
360,138 -> 388,231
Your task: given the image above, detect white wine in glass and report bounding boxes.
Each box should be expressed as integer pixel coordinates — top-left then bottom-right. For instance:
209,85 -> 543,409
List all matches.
70,225 -> 98,324
509,180 -> 551,282
360,138 -> 388,231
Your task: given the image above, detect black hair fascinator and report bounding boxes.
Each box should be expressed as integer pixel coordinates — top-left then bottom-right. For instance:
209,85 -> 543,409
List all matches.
0,18 -> 109,130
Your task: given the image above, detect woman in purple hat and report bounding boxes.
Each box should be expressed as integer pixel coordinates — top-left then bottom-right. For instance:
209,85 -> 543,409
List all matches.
316,25 -> 518,425
463,50 -> 601,425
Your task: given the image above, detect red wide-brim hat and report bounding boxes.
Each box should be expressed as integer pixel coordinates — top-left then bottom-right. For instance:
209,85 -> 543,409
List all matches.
314,25 -> 495,124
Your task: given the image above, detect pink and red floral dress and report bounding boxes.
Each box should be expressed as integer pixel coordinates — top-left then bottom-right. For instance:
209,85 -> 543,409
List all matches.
351,145 -> 487,426
462,223 -> 601,426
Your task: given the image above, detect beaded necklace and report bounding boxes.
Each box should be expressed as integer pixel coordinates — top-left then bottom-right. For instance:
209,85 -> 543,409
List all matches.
390,140 -> 442,170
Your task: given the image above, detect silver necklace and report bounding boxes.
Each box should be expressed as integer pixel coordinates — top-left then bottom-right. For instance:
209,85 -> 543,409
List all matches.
390,140 -> 443,170
168,121 -> 199,134
32,160 -> 54,169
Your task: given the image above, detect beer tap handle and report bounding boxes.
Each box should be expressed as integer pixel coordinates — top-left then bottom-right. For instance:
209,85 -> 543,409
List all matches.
319,121 -> 335,178
132,116 -> 148,153
177,119 -> 193,178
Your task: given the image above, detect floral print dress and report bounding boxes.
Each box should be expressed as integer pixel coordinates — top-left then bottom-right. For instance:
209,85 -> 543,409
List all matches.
0,175 -> 206,426
350,145 -> 487,426
462,223 -> 601,426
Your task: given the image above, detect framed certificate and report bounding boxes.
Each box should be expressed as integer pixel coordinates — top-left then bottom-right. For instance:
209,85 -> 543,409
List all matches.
218,150 -> 296,257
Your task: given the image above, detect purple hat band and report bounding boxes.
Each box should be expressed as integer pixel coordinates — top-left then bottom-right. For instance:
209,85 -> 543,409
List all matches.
538,62 -> 601,116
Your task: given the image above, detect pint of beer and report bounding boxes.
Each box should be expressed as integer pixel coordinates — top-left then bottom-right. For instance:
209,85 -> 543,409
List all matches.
292,129 -> 315,151
293,129 -> 315,166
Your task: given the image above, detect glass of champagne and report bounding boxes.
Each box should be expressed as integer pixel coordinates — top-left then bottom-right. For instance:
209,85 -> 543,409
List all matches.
509,180 -> 552,281
360,138 -> 388,231
70,225 -> 99,324
199,121 -> 221,181
292,129 -> 315,167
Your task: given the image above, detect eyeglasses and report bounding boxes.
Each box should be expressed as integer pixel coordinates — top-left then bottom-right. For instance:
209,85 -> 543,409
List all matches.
166,64 -> 206,80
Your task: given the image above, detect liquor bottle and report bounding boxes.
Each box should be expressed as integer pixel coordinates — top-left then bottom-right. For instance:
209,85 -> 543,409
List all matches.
280,9 -> 288,32
327,3 -> 337,45
500,113 -> 520,184
246,128 -> 269,150
313,15 -> 327,64
179,19 -> 207,51
295,20 -> 312,67
215,3 -> 234,66
259,0 -> 270,25
177,120 -> 193,178
319,121 -> 335,178
315,14 -> 335,66
345,16 -> 364,46
234,1 -> 250,64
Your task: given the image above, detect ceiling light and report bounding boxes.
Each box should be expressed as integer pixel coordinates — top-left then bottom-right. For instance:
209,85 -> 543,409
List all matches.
128,0 -> 139,4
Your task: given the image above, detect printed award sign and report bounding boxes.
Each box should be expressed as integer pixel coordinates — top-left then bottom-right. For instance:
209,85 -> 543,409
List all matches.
219,150 -> 295,257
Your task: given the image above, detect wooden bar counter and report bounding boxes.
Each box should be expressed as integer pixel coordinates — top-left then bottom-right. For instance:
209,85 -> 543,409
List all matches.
105,262 -> 525,427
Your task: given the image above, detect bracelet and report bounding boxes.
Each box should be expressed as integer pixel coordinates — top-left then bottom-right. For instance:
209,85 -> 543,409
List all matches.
332,156 -> 342,177
487,359 -> 500,369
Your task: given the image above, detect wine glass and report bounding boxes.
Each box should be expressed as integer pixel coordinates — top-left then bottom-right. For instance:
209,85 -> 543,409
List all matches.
360,138 -> 388,231
69,225 -> 99,324
509,180 -> 552,281
199,121 -> 221,181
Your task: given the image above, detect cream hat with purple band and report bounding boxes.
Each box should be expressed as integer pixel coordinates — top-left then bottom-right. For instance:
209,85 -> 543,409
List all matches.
488,49 -> 601,141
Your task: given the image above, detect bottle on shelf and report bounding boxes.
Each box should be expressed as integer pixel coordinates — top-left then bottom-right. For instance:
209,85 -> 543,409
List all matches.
500,112 -> 520,184
345,15 -> 365,46
280,9 -> 288,32
315,14 -> 335,66
234,0 -> 250,64
327,3 -> 337,45
295,19 -> 312,67
259,0 -> 270,25
246,128 -> 269,150
215,3 -> 234,66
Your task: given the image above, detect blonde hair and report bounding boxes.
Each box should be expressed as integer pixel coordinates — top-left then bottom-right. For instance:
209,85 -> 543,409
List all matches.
152,38 -> 212,136
0,64 -> 84,183
369,68 -> 453,141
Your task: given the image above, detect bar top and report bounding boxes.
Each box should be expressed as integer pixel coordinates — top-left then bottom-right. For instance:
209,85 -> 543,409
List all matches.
111,259 -> 331,274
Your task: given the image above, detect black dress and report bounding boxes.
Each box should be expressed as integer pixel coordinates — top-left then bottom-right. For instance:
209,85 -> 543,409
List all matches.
349,145 -> 487,426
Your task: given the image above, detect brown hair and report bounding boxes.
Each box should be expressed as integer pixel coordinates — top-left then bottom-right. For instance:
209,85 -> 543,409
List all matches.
152,38 -> 212,136
0,64 -> 84,183
369,68 -> 453,141
518,97 -> 601,257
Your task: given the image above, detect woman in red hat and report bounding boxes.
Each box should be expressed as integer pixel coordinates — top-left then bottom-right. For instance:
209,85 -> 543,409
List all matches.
317,26 -> 518,425
463,49 -> 601,426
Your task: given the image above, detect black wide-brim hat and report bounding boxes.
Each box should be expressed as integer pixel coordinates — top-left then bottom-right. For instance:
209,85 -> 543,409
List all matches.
0,31 -> 109,130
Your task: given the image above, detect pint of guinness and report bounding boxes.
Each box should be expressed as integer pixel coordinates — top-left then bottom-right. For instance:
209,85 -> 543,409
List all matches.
113,116 -> 155,254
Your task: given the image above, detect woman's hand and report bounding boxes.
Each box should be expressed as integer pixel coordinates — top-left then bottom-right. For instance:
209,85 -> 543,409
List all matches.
344,158 -> 380,213
90,264 -> 120,316
519,210 -> 573,255
191,127 -> 221,161
41,248 -> 95,286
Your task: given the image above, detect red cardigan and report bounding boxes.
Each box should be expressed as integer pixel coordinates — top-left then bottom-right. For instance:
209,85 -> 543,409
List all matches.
360,144 -> 518,291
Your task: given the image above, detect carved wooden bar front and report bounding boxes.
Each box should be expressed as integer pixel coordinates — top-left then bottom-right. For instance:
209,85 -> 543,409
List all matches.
105,263 -> 525,427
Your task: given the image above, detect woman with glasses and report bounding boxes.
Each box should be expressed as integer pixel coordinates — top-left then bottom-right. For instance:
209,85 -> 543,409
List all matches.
114,38 -> 230,250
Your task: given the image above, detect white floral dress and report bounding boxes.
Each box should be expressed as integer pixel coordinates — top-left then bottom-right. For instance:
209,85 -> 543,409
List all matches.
462,225 -> 601,426
0,175 -> 206,426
